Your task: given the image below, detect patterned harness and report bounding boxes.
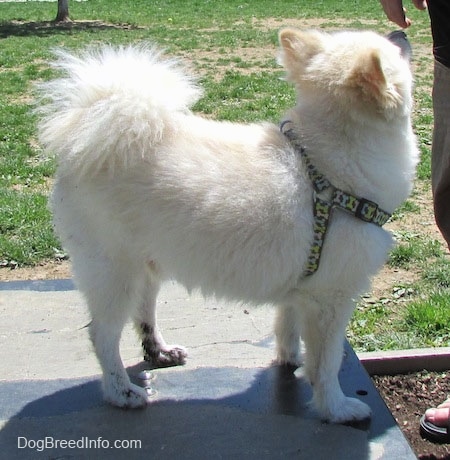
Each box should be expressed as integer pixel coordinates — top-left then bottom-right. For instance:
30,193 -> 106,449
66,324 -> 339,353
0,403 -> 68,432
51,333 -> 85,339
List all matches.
280,121 -> 391,276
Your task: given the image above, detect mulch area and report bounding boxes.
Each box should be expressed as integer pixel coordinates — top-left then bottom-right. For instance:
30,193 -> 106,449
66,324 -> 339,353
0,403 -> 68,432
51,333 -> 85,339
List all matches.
373,372 -> 450,459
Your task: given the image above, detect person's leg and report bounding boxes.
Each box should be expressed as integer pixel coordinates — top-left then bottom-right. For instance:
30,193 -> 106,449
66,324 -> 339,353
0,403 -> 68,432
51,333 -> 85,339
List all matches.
421,60 -> 450,441
431,60 -> 450,248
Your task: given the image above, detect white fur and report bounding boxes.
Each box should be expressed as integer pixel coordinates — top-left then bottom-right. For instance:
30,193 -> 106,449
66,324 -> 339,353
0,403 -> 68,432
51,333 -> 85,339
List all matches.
38,30 -> 418,422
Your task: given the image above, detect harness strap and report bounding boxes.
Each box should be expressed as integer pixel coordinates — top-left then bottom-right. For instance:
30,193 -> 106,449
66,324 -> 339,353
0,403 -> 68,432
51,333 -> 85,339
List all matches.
280,120 -> 391,276
306,196 -> 333,275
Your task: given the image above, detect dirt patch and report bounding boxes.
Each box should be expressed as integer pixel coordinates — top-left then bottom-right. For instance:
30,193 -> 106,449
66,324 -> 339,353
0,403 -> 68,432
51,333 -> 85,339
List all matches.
386,181 -> 447,249
183,16 -> 429,80
179,47 -> 277,80
373,372 -> 450,459
249,17 -> 382,32
0,260 -> 71,282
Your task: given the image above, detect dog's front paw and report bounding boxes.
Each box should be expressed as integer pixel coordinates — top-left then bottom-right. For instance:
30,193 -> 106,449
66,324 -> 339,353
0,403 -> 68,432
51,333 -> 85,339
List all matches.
315,394 -> 371,423
104,382 -> 151,409
144,345 -> 187,367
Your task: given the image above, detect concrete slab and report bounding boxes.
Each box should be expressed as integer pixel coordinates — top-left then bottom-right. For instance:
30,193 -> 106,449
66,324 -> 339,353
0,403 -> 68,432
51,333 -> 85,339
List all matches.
0,280 -> 416,459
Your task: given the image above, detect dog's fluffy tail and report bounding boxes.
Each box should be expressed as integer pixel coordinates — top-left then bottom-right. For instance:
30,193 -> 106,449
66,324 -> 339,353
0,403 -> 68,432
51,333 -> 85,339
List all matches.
37,45 -> 202,177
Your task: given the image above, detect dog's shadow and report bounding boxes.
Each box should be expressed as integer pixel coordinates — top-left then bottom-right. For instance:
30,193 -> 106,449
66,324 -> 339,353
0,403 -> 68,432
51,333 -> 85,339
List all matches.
0,357 -> 406,459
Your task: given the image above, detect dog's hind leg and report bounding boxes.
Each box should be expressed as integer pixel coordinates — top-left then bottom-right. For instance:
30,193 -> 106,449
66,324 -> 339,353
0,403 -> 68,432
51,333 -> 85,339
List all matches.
298,294 -> 371,423
75,255 -> 151,408
134,261 -> 187,368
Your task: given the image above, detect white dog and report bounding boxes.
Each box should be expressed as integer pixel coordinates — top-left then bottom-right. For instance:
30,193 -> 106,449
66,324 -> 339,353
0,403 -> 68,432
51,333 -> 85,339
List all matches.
38,28 -> 418,423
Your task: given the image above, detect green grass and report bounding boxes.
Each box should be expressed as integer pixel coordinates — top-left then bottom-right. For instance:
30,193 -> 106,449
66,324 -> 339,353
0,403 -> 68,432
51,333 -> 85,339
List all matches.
405,292 -> 450,345
388,233 -> 443,269
1,0 -> 448,351
195,70 -> 293,121
0,189 -> 59,266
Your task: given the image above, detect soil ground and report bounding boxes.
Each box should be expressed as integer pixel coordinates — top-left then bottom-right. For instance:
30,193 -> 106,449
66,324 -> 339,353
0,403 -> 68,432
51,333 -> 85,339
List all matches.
374,372 -> 450,459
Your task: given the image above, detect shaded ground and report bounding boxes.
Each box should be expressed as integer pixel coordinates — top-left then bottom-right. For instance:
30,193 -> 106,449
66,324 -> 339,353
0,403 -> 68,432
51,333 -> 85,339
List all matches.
0,19 -> 142,39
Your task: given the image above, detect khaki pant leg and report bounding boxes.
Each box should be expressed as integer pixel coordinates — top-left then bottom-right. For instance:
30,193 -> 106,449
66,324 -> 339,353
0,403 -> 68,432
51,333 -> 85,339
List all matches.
431,60 -> 450,248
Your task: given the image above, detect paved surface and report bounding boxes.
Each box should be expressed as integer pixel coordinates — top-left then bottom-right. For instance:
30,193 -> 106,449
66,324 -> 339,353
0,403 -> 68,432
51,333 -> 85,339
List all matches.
0,279 -> 417,459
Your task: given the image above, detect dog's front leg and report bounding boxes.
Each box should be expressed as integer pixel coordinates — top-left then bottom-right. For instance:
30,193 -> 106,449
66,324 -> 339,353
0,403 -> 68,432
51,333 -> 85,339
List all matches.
275,304 -> 302,367
300,296 -> 371,423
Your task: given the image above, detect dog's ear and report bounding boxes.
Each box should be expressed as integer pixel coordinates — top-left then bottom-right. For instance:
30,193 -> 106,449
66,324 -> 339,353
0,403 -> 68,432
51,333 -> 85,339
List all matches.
278,28 -> 324,76
346,49 -> 401,110
347,50 -> 386,95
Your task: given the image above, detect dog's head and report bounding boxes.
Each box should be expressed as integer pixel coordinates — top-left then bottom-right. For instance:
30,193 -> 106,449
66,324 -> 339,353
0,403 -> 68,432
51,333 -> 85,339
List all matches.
278,28 -> 413,119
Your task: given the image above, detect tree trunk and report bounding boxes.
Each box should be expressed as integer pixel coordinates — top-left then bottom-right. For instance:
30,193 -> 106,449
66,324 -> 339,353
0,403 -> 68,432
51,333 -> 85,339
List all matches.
55,0 -> 71,23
